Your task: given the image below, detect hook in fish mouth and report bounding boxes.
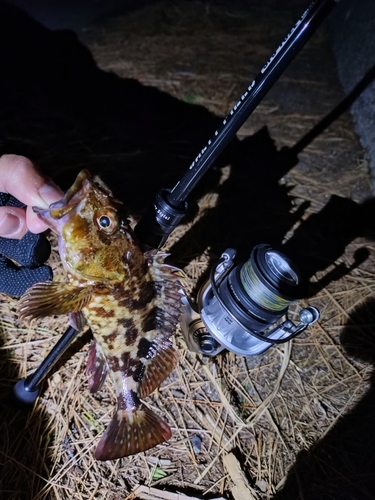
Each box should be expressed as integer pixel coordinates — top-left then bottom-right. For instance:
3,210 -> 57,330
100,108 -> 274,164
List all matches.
33,170 -> 93,220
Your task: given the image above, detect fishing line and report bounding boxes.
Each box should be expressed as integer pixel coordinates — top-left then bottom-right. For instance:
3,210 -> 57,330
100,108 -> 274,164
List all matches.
240,259 -> 292,313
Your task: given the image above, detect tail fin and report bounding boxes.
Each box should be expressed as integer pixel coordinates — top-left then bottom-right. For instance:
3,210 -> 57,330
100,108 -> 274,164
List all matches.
94,405 -> 172,461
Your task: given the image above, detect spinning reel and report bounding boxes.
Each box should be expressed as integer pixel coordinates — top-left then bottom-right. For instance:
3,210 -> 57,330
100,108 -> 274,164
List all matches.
181,245 -> 319,357
14,0 -> 338,404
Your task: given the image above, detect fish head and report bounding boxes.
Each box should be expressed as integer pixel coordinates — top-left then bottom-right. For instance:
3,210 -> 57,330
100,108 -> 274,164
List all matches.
34,169 -> 139,282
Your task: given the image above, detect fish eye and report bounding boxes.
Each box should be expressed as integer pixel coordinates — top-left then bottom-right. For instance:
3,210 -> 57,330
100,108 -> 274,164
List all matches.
95,209 -> 119,234
99,215 -> 111,228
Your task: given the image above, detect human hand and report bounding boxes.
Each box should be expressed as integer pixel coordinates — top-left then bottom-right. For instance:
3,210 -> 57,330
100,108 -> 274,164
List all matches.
0,155 -> 63,297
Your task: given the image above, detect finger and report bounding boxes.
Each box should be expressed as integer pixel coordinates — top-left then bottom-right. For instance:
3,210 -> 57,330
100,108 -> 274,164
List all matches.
0,206 -> 28,239
0,154 -> 63,209
0,205 -> 52,238
26,205 -> 51,234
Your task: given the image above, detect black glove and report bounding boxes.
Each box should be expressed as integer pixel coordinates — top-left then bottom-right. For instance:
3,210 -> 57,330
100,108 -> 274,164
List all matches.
0,192 -> 52,297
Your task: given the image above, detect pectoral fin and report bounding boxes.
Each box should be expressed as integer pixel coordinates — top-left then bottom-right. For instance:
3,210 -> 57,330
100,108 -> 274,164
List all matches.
69,311 -> 87,331
86,340 -> 108,393
18,282 -> 93,319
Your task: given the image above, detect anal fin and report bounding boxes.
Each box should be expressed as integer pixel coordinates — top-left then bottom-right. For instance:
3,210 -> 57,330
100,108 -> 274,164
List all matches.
138,339 -> 179,399
94,405 -> 171,460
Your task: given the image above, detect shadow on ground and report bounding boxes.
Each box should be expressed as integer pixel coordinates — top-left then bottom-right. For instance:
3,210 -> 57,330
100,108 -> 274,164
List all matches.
0,0 -> 237,216
272,298 -> 375,500
0,327 -> 50,499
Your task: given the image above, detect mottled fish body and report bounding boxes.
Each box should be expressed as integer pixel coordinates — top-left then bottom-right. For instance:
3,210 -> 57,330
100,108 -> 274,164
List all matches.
18,170 -> 184,460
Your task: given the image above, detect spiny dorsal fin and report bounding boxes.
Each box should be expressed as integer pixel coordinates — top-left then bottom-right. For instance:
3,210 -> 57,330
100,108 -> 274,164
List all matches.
146,251 -> 186,338
94,405 -> 171,460
18,282 -> 93,319
145,250 -> 187,282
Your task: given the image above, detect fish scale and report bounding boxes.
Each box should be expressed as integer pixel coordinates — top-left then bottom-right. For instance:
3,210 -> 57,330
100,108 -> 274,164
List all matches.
18,169 -> 185,460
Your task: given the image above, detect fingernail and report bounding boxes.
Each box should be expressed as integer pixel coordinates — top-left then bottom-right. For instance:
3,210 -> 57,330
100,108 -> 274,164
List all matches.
38,182 -> 63,206
0,213 -> 22,237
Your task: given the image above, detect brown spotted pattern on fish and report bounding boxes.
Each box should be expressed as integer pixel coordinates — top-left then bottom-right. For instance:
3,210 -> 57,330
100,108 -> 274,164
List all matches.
18,170 -> 185,460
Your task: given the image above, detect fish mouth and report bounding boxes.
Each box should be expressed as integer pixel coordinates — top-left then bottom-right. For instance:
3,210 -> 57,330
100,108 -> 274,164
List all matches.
33,169 -> 93,223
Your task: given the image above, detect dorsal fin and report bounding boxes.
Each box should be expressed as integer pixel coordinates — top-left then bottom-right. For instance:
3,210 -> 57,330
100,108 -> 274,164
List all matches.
145,251 -> 186,339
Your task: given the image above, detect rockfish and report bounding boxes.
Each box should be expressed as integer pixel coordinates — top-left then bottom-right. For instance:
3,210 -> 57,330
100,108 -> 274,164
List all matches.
18,170 -> 185,460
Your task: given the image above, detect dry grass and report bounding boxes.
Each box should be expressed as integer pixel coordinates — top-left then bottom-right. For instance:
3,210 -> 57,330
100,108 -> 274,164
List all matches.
1,1 -> 375,499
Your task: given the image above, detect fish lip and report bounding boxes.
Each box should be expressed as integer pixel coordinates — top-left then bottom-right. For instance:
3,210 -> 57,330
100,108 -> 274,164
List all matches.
34,169 -> 92,220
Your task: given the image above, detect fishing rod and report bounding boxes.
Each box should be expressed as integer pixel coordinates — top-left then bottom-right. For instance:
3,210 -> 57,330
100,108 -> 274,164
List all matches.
13,0 -> 338,405
134,0 -> 340,250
